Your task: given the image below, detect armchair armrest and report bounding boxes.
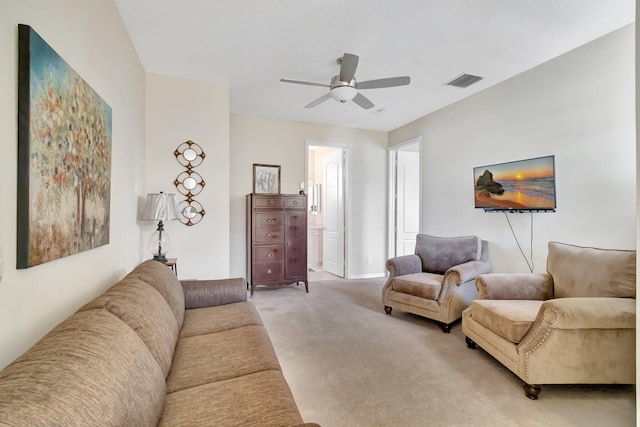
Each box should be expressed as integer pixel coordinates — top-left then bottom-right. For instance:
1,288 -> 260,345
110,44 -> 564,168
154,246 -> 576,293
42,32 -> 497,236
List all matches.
181,277 -> 247,309
539,297 -> 635,330
475,273 -> 553,300
518,297 -> 635,353
445,259 -> 492,286
385,254 -> 422,278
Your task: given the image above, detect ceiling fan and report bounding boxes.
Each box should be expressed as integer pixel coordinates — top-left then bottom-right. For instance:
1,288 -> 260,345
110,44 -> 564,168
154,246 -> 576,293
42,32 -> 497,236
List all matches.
280,53 -> 410,110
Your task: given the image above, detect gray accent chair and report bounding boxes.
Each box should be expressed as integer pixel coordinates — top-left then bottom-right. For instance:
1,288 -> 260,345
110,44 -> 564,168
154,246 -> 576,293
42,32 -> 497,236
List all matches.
383,234 -> 491,332
462,241 -> 636,399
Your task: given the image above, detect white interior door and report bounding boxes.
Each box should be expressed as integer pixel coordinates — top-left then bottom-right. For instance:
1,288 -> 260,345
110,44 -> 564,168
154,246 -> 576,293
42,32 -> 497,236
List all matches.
395,150 -> 420,256
322,149 -> 344,277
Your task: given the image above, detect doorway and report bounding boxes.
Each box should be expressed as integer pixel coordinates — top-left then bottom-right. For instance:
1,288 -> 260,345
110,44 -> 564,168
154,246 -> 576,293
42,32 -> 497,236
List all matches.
306,141 -> 348,278
389,137 -> 422,258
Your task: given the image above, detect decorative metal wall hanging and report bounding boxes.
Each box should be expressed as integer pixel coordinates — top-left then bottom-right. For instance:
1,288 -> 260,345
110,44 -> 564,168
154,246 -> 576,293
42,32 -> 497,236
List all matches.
174,140 -> 206,225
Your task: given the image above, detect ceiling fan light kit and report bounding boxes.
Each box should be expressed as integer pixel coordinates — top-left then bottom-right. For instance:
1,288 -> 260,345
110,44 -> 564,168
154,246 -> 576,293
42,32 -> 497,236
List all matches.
330,82 -> 358,103
281,52 -> 410,110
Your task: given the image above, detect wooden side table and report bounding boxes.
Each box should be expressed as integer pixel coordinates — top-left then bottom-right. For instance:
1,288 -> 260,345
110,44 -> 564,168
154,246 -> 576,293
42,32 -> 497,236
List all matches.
163,258 -> 178,276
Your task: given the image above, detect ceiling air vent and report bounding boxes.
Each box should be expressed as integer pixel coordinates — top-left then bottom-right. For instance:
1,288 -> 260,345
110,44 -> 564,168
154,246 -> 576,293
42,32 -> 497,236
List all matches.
445,73 -> 484,88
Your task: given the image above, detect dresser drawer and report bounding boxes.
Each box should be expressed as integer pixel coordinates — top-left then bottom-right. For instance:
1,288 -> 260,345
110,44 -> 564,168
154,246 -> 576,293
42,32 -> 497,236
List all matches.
255,212 -> 283,228
254,245 -> 284,263
254,196 -> 284,208
253,262 -> 284,282
286,196 -> 306,209
255,212 -> 284,243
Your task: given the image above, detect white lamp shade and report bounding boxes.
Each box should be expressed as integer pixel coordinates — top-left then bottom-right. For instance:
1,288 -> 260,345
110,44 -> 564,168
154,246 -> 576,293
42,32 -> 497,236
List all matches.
141,193 -> 180,221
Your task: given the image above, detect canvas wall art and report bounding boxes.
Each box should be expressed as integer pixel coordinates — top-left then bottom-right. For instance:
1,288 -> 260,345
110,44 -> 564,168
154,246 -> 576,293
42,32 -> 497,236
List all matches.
253,164 -> 280,194
17,24 -> 112,268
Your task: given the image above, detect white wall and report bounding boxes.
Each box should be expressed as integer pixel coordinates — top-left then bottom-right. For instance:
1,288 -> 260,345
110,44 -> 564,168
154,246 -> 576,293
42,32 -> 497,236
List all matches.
0,0 -> 146,369
145,73 -> 230,279
229,115 -> 388,279
390,24 -> 636,274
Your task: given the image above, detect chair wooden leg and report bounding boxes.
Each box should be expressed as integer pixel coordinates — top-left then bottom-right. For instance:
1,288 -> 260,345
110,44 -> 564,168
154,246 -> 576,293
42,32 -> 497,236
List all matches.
523,383 -> 541,400
384,305 -> 392,315
440,323 -> 452,333
465,336 -> 477,349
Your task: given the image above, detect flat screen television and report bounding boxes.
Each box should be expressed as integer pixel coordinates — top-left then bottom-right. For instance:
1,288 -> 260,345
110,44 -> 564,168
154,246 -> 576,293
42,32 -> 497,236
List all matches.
473,155 -> 556,212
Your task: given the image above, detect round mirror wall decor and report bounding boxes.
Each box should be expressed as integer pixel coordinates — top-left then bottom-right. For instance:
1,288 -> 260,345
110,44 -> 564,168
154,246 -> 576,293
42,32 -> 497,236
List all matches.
174,140 -> 206,226
178,200 -> 205,226
174,171 -> 205,197
174,140 -> 205,170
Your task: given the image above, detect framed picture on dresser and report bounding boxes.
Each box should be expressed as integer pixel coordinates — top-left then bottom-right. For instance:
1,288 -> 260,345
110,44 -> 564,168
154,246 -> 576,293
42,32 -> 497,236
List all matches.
253,164 -> 280,194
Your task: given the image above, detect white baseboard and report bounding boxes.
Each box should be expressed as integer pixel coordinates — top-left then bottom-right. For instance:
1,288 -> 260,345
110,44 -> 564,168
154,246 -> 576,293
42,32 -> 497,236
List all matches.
347,273 -> 386,279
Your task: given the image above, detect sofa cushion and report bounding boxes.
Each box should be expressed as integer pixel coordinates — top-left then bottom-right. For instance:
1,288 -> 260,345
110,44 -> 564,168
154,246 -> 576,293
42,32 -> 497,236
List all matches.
392,272 -> 442,300
0,309 -> 166,426
160,370 -> 304,426
167,325 -> 282,393
415,234 -> 481,274
470,300 -> 544,343
125,260 -> 186,329
180,301 -> 264,338
547,241 -> 636,298
79,278 -> 179,378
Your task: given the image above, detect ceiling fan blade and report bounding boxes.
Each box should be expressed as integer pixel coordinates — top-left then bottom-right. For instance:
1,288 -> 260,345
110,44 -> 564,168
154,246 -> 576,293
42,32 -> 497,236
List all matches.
305,93 -> 331,108
352,92 -> 374,110
339,53 -> 359,83
281,78 -> 331,88
357,76 -> 411,90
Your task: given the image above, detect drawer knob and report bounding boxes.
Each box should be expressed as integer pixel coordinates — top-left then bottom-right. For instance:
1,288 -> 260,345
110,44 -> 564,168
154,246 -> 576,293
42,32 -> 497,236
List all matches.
267,253 -> 273,258
267,200 -> 272,205
293,200 -> 298,205
267,233 -> 273,237
266,218 -> 272,223
267,269 -> 272,274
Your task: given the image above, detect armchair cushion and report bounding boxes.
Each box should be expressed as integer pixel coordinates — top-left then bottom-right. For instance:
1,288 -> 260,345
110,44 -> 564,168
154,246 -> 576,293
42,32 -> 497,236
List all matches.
392,273 -> 442,300
547,241 -> 636,298
470,300 -> 543,343
416,234 -> 481,274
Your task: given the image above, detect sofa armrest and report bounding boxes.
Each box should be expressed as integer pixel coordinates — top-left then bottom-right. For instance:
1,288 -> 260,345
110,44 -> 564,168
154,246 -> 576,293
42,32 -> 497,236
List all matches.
475,273 -> 553,300
445,259 -> 492,286
385,254 -> 422,278
518,297 -> 636,353
181,277 -> 247,309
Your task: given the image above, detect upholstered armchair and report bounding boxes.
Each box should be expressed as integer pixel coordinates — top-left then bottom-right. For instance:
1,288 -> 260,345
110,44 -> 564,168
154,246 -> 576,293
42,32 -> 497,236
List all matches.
382,234 -> 491,332
462,241 -> 636,399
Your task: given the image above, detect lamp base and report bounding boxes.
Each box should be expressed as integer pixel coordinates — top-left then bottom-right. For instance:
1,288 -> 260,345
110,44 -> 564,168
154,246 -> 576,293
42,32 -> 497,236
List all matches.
153,254 -> 168,262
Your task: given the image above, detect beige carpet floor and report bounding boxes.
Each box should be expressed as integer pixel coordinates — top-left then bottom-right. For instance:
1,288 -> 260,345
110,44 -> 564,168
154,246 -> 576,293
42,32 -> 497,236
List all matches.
250,273 -> 636,427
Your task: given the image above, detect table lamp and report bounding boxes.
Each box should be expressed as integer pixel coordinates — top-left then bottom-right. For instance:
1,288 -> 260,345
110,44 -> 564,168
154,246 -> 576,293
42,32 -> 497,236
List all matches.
141,192 -> 180,262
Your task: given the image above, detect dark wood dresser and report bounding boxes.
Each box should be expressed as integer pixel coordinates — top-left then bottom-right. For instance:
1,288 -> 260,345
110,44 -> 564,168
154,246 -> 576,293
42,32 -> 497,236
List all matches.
246,193 -> 308,295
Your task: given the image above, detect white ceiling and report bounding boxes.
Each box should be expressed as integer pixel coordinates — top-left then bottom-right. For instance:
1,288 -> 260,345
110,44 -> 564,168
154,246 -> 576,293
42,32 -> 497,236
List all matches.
114,0 -> 635,132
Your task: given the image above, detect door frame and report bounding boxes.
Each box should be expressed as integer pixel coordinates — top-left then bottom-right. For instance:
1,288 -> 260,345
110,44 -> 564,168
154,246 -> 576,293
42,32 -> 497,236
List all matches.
305,140 -> 349,278
388,136 -> 422,259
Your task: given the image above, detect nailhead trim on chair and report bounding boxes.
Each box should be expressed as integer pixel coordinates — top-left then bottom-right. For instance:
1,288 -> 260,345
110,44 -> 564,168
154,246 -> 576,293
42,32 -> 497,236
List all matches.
520,307 -> 558,382
388,295 -> 441,315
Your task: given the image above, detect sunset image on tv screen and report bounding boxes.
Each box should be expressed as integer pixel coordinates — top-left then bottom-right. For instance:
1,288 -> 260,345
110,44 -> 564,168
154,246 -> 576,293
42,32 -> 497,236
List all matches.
473,155 -> 556,210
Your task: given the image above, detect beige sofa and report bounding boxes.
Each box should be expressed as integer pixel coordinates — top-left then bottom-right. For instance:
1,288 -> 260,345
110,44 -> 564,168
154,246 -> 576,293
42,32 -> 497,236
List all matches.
0,260 -> 318,426
462,241 -> 636,399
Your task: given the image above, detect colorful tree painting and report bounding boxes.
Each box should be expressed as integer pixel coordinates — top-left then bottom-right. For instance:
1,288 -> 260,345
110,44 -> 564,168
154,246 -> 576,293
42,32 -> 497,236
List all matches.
17,25 -> 111,268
